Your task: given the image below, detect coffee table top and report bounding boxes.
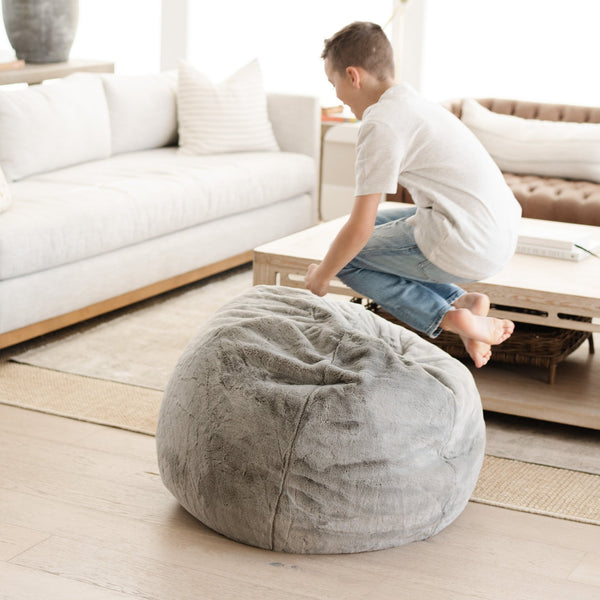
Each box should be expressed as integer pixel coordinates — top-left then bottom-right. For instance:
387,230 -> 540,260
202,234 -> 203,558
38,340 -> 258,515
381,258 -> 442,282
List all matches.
484,241 -> 600,300
255,216 -> 344,262
256,214 -> 600,296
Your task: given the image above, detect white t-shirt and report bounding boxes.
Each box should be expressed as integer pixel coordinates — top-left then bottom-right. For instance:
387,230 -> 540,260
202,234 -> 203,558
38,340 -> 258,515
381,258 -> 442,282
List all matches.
355,84 -> 522,280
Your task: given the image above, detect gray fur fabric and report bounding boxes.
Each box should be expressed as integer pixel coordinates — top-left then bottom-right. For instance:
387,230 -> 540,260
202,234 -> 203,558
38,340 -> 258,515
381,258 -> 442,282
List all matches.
156,285 -> 485,554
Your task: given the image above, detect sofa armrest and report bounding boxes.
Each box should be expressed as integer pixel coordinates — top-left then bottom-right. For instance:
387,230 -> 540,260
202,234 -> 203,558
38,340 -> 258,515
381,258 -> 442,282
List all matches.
267,93 -> 321,224
267,93 -> 321,161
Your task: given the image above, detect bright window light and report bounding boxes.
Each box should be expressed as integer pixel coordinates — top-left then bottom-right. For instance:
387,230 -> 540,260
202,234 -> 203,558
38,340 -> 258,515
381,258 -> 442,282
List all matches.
0,1 -> 599,107
421,0 -> 600,105
71,0 -> 162,74
187,0 -> 394,106
0,0 -> 162,74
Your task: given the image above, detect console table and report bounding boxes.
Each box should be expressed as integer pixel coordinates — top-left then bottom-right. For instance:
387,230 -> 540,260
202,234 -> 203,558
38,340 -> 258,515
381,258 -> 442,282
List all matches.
0,59 -> 114,86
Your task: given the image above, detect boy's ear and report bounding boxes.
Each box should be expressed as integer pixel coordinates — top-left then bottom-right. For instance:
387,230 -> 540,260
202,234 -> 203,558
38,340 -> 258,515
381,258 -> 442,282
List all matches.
345,66 -> 362,89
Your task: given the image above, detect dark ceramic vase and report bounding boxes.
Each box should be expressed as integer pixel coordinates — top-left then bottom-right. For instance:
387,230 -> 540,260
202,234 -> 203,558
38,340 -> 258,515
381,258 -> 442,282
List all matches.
2,0 -> 79,63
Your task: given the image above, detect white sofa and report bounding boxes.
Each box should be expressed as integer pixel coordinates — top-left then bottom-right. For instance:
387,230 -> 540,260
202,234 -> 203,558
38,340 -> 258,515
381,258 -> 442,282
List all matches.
0,69 -> 320,348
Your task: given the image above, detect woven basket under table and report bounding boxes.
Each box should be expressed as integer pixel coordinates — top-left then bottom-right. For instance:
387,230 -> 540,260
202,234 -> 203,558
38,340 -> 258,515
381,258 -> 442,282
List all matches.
357,299 -> 595,384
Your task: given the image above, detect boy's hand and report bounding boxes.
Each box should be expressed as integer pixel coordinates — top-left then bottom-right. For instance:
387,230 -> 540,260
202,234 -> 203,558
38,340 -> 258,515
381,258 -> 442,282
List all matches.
304,194 -> 380,298
305,263 -> 330,297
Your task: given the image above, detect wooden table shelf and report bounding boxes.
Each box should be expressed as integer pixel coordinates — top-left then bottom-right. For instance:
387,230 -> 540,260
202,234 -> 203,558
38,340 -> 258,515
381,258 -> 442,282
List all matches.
0,59 -> 114,86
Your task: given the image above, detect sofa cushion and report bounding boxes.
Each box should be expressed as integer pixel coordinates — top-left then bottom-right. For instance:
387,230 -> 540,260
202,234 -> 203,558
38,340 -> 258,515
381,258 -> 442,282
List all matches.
0,147 -> 314,279
177,59 -> 280,155
0,167 -> 11,213
0,78 -> 111,182
461,98 -> 600,183
503,172 -> 600,226
101,72 -> 178,155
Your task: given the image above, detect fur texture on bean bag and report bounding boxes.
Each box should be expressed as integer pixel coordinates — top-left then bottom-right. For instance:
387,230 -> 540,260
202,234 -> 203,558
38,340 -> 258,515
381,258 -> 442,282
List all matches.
156,285 -> 485,554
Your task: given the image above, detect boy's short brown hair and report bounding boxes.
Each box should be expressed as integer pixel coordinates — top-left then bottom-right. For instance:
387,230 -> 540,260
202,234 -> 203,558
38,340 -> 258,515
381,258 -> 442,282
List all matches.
321,22 -> 395,82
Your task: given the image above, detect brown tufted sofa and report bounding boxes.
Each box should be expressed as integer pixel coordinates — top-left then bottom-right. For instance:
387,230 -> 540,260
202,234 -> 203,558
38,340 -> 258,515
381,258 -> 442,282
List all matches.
448,98 -> 600,226
390,98 -> 600,226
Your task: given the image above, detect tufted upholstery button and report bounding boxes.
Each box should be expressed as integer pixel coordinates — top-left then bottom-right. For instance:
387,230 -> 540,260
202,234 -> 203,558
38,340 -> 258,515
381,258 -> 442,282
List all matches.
503,173 -> 600,226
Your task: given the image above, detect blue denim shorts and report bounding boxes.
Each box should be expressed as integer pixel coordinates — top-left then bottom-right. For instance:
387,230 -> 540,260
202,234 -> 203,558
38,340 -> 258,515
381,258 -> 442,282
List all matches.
337,204 -> 474,337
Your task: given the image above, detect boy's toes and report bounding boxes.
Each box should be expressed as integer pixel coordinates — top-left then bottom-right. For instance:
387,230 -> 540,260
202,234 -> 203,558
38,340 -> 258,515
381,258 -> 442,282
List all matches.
492,319 -> 515,345
465,339 -> 492,368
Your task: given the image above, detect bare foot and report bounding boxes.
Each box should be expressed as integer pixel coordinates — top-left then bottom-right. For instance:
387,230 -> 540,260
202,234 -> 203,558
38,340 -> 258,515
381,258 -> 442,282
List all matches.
442,306 -> 514,344
442,293 -> 514,368
452,293 -> 492,368
453,292 -> 490,317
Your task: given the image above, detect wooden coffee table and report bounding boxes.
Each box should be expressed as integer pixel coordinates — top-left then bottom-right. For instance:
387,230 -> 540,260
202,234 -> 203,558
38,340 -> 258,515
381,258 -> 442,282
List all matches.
253,209 -> 600,429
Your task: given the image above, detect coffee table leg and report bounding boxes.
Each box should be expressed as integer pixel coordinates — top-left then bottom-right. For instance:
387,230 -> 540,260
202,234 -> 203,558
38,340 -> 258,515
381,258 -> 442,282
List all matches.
252,255 -> 278,286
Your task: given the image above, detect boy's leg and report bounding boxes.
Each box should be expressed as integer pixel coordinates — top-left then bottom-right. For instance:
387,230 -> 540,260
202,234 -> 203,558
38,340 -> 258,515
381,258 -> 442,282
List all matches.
339,212 -> 467,336
338,213 -> 514,366
338,211 -> 463,336
374,203 -> 417,227
338,263 -> 460,338
340,261 -> 511,367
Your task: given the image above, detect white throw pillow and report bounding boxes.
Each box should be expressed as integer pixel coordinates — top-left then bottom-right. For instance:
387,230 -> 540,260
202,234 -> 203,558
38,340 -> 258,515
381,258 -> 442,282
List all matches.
177,59 -> 279,155
101,71 -> 178,155
461,98 -> 600,182
0,77 -> 111,182
0,166 -> 12,213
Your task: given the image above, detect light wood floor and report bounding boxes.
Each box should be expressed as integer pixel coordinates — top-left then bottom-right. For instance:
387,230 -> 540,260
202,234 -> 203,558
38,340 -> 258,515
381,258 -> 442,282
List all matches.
1,404 -> 599,600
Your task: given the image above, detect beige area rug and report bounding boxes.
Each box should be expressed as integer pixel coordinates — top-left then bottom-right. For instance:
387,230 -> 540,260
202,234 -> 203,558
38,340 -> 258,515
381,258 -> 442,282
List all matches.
11,265 -> 254,391
1,361 -> 599,526
0,361 -> 161,435
3,264 -> 600,526
471,455 -> 600,526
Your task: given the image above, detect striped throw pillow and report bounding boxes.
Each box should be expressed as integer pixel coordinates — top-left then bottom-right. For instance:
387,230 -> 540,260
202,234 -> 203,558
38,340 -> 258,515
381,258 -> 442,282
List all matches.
177,59 -> 279,155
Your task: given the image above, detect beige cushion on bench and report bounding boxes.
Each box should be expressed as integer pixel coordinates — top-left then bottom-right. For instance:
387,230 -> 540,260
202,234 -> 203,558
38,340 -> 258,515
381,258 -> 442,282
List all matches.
503,173 -> 600,226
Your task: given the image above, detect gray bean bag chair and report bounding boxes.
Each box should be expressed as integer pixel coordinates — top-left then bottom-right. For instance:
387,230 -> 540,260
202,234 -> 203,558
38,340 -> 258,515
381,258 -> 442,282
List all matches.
156,285 -> 485,554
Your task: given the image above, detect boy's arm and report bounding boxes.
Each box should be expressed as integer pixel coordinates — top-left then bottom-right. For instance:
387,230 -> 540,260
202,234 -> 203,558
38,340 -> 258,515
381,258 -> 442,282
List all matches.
305,193 -> 381,296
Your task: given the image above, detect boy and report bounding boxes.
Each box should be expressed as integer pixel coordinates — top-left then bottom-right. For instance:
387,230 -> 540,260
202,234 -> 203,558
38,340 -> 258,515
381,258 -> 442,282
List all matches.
305,22 -> 522,368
